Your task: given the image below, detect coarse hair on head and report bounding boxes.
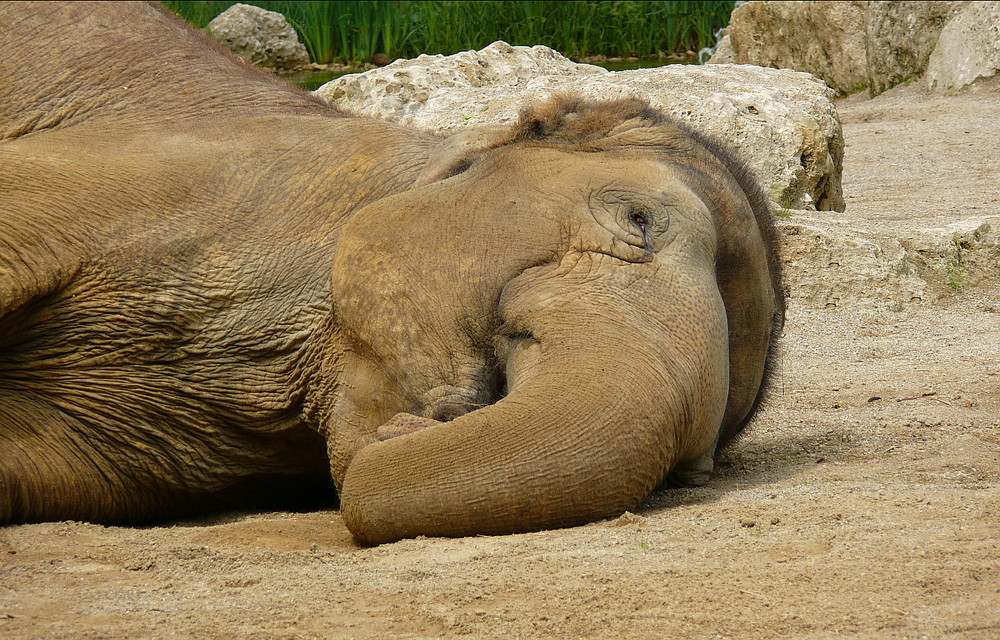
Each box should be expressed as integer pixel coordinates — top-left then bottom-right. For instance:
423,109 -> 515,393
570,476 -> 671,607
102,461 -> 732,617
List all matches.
508,94 -> 668,145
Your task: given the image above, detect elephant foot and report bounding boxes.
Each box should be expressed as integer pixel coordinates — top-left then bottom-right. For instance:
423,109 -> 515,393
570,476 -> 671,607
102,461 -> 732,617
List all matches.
665,450 -> 715,488
376,413 -> 442,441
665,428 -> 720,489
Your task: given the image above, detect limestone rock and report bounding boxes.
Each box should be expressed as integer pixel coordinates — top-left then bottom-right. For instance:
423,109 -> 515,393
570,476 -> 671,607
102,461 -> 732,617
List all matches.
727,1 -> 868,95
717,1 -> 998,96
865,1 -> 959,96
207,3 -> 308,69
779,214 -> 999,308
315,41 -> 604,121
779,217 -> 927,308
900,217 -> 1000,293
926,1 -> 1000,91
316,43 -> 844,211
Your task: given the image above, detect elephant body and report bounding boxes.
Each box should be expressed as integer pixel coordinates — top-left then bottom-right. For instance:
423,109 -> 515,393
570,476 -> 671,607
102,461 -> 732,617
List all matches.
0,2 -> 783,544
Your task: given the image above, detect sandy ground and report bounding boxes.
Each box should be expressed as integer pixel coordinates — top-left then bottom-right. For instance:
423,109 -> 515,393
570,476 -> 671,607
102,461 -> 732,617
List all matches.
2,78 -> 999,640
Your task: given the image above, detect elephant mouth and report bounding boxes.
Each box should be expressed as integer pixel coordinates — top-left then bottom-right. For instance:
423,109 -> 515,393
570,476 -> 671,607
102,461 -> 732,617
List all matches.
420,361 -> 509,421
376,343 -> 512,442
376,390 -> 498,442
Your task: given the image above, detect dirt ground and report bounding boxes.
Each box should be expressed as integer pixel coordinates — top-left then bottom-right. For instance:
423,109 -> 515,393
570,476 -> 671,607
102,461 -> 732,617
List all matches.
2,77 -> 999,640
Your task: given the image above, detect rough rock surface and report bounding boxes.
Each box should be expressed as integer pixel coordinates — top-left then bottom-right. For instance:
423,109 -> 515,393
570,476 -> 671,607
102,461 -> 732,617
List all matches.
726,0 -> 868,95
778,212 -> 999,309
779,217 -> 928,309
901,217 -> 1000,293
207,3 -> 308,69
865,1 -> 958,96
316,42 -> 845,211
720,1 -> 999,96
926,0 -> 1000,91
315,41 -> 604,120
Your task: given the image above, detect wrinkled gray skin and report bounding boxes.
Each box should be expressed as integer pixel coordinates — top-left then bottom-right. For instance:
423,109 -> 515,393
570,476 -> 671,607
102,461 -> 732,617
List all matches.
0,2 -> 784,545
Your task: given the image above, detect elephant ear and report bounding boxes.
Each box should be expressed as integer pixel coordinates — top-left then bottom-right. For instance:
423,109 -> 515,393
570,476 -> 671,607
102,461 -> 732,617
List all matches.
415,125 -> 514,186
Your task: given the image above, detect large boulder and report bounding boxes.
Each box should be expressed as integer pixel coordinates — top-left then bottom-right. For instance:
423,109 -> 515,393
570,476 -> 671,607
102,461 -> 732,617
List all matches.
926,1 -> 1000,91
315,41 -> 603,120
778,214 -> 999,309
725,1 -> 868,95
865,1 -> 959,96
207,3 -> 309,70
778,218 -> 928,308
715,1 -> 998,96
316,42 -> 845,212
900,217 -> 1000,293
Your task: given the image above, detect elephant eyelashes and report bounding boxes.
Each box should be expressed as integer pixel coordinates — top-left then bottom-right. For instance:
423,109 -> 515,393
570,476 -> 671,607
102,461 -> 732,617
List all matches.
629,209 -> 649,232
628,206 -> 653,250
445,159 -> 472,179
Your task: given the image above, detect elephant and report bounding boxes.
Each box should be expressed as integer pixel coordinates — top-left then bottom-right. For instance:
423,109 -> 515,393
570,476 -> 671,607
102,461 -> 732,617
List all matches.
0,2 -> 784,545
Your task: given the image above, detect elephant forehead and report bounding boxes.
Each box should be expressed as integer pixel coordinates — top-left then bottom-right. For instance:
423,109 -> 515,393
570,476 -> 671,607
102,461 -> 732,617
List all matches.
490,148 -> 718,259
504,147 -> 718,217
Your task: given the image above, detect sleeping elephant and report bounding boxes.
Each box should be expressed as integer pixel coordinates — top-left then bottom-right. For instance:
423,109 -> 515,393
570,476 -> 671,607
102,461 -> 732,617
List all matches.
0,2 -> 784,545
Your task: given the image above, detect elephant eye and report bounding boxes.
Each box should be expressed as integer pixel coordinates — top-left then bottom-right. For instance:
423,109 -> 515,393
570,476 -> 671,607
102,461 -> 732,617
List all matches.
629,208 -> 649,232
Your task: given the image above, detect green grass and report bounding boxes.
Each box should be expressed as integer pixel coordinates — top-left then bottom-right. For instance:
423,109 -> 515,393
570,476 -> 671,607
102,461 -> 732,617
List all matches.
948,263 -> 965,292
160,1 -> 735,65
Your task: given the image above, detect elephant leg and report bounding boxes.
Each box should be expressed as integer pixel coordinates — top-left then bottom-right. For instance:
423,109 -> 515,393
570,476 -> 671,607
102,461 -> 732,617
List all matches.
0,388 -> 332,524
0,389 -> 145,523
664,431 -> 720,488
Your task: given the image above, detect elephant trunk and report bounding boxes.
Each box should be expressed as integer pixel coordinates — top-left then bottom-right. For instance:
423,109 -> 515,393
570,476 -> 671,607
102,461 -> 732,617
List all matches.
341,253 -> 729,545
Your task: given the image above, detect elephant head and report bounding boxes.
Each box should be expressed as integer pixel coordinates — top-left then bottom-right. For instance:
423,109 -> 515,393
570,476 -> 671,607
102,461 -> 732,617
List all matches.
325,97 -> 784,544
